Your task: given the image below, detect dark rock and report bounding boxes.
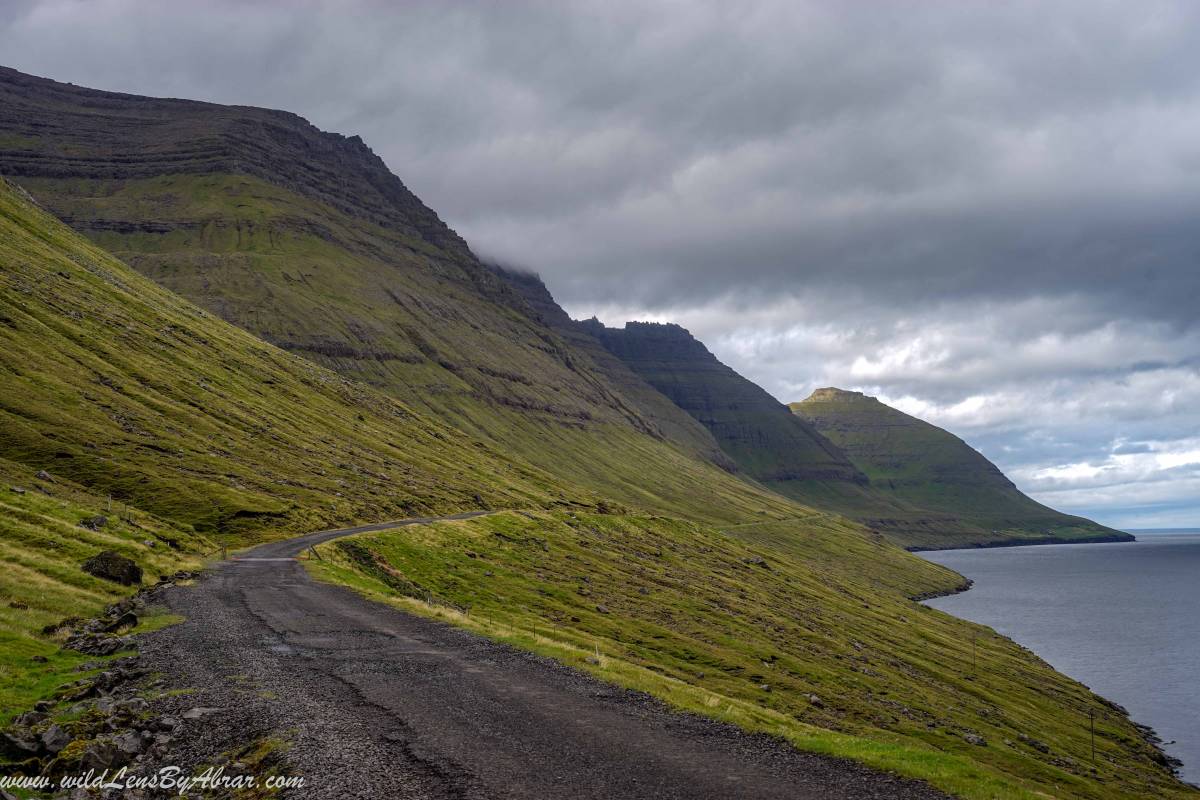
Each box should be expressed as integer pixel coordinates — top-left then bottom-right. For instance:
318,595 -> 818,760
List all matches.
964,733 -> 987,746
0,731 -> 41,759
80,740 -> 128,771
35,470 -> 52,481
41,724 -> 72,755
33,701 -> 51,713
30,654 -> 47,663
14,710 -> 46,726
98,611 -> 138,633
153,716 -> 180,732
807,693 -> 825,709
116,697 -> 148,715
595,604 -> 610,614
65,633 -> 133,657
1018,733 -> 1051,753
43,616 -> 82,635
81,551 -> 142,585
113,730 -> 147,757
79,515 -> 108,530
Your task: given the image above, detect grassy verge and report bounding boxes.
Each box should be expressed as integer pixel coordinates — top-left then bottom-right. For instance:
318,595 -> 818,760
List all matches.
0,457 -> 204,724
309,511 -> 1195,800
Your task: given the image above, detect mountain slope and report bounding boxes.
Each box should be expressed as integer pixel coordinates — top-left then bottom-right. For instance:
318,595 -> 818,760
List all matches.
0,176 -> 576,537
0,84 -> 1188,799
792,388 -> 1130,548
580,319 -> 866,484
0,66 -> 757,518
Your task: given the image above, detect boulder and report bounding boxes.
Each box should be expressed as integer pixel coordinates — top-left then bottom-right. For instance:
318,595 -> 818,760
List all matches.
113,730 -> 147,757
80,740 -> 126,771
41,724 -> 72,755
81,551 -> 142,585
0,731 -> 41,760
79,515 -> 108,531
97,611 -> 138,633
14,710 -> 46,727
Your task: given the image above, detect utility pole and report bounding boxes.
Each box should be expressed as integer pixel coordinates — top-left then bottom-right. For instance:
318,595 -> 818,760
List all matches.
1090,708 -> 1096,764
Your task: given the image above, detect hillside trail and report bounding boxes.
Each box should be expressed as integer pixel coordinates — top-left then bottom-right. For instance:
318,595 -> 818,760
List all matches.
140,513 -> 951,799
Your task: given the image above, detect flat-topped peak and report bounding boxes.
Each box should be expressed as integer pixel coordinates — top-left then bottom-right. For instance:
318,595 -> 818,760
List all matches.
800,387 -> 876,404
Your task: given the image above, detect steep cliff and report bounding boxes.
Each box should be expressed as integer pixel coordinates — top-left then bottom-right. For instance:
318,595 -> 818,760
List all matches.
581,319 -> 866,485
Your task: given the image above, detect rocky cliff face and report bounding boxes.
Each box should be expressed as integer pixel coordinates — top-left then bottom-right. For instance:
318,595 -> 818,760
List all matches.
0,66 -> 471,261
582,320 -> 867,484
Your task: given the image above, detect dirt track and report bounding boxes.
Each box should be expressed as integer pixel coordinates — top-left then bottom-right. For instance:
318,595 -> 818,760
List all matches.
141,516 -> 952,799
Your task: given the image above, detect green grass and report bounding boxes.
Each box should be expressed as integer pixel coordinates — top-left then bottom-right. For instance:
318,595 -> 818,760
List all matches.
0,177 -> 587,542
0,457 -> 203,725
14,173 -> 810,525
790,389 -> 1129,549
310,512 -> 1193,800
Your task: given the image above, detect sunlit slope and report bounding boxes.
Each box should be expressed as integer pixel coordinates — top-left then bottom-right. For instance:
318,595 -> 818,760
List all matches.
0,177 -> 578,538
0,456 -> 207,723
0,66 -> 768,515
792,388 -> 1130,548
313,510 -> 1192,800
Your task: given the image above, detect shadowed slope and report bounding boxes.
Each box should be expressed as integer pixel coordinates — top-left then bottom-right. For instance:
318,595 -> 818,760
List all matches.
580,319 -> 864,484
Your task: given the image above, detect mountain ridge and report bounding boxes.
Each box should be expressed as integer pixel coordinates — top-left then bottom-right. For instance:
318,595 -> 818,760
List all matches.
792,386 -> 1131,548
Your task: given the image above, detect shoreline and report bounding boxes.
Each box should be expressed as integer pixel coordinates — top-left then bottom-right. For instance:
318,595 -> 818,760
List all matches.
915,547 -> 1190,784
907,531 -> 1134,553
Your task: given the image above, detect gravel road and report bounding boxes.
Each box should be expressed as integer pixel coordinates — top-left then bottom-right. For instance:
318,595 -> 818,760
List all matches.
140,515 -> 952,800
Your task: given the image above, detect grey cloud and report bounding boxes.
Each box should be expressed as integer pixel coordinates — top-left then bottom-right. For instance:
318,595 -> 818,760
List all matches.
2,0 -> 1198,525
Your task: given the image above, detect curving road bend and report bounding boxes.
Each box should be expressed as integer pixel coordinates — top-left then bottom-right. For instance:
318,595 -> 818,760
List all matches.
141,515 -> 951,800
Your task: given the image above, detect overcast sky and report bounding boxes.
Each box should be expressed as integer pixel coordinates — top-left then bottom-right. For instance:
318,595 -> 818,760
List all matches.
3,0 -> 1198,529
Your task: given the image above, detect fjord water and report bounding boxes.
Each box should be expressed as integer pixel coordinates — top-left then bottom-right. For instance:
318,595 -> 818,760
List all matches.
922,531 -> 1200,784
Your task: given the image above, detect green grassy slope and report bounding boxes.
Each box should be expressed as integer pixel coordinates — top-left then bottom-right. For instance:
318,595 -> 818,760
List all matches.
792,389 -> 1130,549
310,511 -> 1191,800
0,456 -> 207,725
0,177 -> 579,538
579,319 -> 982,544
0,66 -> 759,517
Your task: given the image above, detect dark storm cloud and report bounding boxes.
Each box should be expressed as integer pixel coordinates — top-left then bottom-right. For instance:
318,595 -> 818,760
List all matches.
2,0 -> 1198,526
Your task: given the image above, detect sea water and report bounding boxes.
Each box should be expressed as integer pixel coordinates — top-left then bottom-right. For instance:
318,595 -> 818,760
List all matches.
921,531 -> 1200,784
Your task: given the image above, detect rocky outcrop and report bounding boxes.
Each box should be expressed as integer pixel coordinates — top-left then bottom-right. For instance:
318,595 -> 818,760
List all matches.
0,66 -> 470,260
81,550 -> 143,586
